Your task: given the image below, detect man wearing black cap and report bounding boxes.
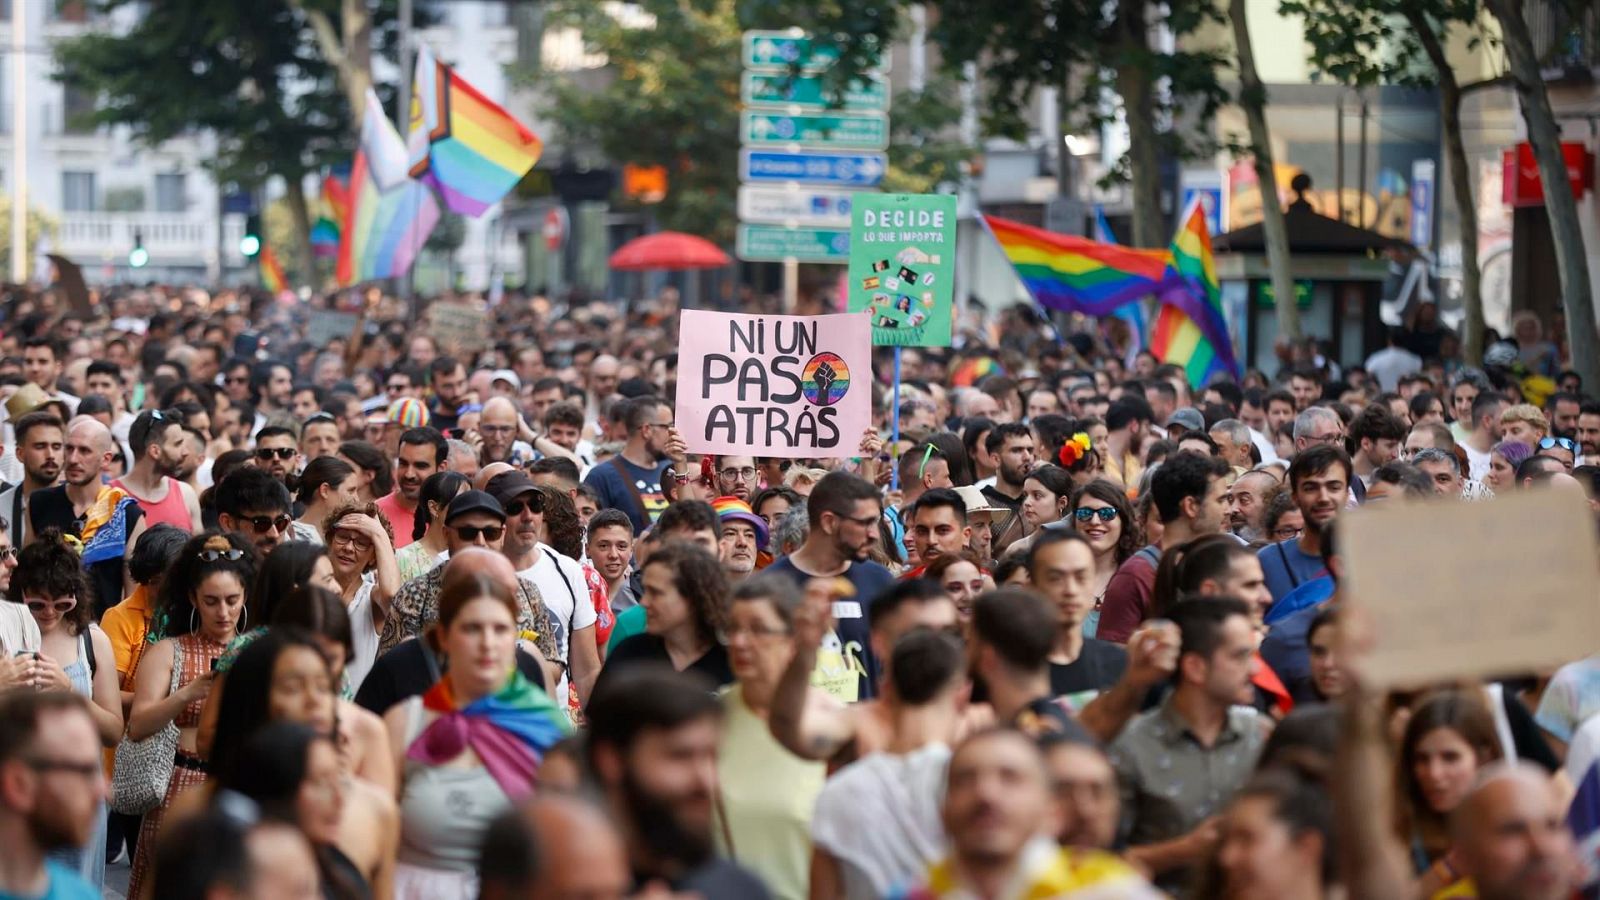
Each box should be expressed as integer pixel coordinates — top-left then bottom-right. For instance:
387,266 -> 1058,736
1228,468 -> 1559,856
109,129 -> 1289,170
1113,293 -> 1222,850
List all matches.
489,471 -> 600,704
376,490 -> 560,666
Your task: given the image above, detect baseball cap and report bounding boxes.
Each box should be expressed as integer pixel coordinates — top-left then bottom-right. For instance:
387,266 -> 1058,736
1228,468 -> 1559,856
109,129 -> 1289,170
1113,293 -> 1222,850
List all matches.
387,397 -> 430,429
489,369 -> 521,392
487,471 -> 541,509
445,490 -> 505,524
710,495 -> 768,550
1165,407 -> 1205,434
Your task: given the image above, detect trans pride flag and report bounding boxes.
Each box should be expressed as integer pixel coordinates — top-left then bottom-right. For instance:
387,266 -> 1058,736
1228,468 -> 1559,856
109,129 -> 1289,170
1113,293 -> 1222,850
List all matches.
408,45 -> 542,217
336,89 -> 440,287
1150,204 -> 1240,385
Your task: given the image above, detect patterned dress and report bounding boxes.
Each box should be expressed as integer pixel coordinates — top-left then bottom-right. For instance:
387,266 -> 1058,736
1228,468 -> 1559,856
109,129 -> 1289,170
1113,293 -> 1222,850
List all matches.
126,631 -> 230,900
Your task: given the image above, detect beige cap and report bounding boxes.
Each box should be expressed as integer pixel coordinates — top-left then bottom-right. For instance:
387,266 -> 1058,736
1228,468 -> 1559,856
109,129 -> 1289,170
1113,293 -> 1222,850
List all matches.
953,485 -> 1011,522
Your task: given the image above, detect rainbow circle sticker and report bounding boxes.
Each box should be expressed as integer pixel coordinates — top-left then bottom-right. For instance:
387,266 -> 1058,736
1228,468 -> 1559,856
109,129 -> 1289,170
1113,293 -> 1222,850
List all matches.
801,352 -> 851,407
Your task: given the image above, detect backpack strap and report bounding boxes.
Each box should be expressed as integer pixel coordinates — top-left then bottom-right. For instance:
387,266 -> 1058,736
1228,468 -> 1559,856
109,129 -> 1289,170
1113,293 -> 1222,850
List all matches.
1275,542 -> 1303,590
609,456 -> 651,527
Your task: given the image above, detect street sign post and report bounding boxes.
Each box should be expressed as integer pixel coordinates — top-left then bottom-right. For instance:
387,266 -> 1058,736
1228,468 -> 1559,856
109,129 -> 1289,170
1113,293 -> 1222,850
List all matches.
736,223 -> 851,263
737,185 -> 856,227
741,29 -> 889,73
740,72 -> 889,112
739,150 -> 887,187
741,110 -> 889,150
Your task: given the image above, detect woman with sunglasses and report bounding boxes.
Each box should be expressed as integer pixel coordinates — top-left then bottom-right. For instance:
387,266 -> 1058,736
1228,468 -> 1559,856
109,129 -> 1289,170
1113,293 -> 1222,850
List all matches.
294,456 -> 362,544
127,530 -> 259,899
11,532 -> 123,889
1068,479 -> 1141,639
395,472 -> 470,584
322,501 -> 400,693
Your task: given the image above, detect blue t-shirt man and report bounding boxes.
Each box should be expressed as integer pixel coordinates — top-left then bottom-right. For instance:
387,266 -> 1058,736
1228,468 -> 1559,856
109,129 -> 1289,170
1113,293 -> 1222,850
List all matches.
764,555 -> 894,701
583,456 -> 670,534
1257,538 -> 1327,604
0,860 -> 98,900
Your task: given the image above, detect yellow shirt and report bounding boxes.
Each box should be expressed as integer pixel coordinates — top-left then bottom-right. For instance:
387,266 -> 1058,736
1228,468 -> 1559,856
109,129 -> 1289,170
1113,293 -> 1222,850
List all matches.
713,686 -> 826,900
1432,878 -> 1476,899
100,585 -> 154,690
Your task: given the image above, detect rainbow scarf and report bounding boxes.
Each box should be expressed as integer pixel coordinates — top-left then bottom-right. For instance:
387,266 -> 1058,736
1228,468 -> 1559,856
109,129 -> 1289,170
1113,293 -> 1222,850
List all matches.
406,670 -> 570,799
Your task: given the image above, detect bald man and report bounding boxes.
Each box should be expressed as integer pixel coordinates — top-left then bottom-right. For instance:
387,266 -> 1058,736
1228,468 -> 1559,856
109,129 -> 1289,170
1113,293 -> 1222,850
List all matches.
476,461 -> 515,491
31,416 -> 147,612
479,795 -> 632,900
1447,764 -> 1578,900
480,397 -> 529,465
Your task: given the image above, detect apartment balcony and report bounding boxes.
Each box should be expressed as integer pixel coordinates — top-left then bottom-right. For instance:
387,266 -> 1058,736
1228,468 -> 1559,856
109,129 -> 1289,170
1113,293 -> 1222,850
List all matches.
1528,0 -> 1599,84
54,211 -> 242,272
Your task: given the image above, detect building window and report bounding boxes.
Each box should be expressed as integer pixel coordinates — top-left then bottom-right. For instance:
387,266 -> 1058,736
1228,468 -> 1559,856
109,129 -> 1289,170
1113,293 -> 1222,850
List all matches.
61,85 -> 96,134
154,173 -> 186,213
62,171 -> 96,212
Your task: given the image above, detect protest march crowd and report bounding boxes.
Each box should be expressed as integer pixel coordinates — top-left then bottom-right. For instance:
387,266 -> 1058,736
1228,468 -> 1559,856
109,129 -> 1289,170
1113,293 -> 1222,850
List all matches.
1,281 -> 1599,900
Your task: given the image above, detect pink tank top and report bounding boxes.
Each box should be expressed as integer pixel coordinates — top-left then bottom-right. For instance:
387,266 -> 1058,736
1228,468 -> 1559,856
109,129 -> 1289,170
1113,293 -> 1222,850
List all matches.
112,476 -> 190,530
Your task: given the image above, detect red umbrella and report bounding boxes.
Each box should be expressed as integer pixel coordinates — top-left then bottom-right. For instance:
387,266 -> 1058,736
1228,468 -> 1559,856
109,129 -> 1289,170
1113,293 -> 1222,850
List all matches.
609,231 -> 730,270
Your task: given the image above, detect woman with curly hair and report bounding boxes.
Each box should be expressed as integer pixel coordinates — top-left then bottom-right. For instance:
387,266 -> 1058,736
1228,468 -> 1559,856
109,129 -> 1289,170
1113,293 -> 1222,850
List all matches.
601,541 -> 733,687
322,500 -> 400,691
12,531 -> 123,888
127,530 -> 258,898
1068,479 -> 1141,640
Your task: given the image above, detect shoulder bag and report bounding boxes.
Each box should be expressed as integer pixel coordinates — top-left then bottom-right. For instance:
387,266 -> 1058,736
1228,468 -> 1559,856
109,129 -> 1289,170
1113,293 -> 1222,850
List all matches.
109,638 -> 184,814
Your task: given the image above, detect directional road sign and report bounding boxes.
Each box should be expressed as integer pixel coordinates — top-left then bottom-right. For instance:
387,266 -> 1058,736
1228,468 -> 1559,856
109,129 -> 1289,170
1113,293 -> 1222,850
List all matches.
741,72 -> 890,112
739,149 -> 887,187
736,223 -> 851,263
741,110 -> 889,151
737,185 -> 857,227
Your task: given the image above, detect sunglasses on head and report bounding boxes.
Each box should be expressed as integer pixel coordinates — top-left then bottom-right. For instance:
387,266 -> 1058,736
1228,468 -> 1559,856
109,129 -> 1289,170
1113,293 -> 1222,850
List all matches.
451,524 -> 505,542
25,596 -> 77,614
241,515 -> 292,535
198,547 -> 248,561
1540,436 -> 1578,453
1073,506 -> 1119,523
255,447 -> 296,460
304,412 -> 336,426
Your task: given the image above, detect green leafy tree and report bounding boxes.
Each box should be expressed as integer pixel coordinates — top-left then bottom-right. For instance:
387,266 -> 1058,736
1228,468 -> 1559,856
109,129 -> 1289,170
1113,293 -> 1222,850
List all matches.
0,199 -> 58,279
1279,0 -> 1500,362
55,1 -> 354,273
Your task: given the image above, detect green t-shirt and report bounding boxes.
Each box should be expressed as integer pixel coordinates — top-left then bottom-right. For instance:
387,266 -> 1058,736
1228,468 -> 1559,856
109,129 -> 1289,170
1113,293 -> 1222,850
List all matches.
606,604 -> 647,655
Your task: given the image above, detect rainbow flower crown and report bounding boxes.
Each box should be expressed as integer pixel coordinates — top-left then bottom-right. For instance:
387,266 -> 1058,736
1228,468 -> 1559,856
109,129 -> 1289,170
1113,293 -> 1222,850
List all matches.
1058,432 -> 1093,468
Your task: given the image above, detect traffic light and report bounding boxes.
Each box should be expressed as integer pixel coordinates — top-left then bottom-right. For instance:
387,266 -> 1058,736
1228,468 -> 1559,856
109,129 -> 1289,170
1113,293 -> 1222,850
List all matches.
128,231 -> 148,269
240,213 -> 262,258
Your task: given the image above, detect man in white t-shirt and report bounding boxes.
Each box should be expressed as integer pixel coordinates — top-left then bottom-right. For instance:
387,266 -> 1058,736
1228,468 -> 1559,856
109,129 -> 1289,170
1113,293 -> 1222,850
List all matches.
488,470 -> 601,705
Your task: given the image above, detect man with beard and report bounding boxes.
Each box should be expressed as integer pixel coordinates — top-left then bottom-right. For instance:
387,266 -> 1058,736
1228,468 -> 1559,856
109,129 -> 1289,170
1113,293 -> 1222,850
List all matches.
713,454 -> 760,503
251,425 -> 300,488
29,418 -> 143,615
980,422 -> 1036,554
0,412 -> 63,546
376,426 -> 448,550
489,471 -> 599,705
426,356 -> 468,432
585,665 -> 770,899
111,409 -> 201,532
251,359 -> 295,417
0,691 -> 107,898
1228,468 -> 1278,541
478,795 -> 633,900
1257,444 -> 1348,604
21,337 -> 78,415
712,495 -> 766,582
582,397 -> 687,534
904,729 -> 1159,897
1578,401 -> 1600,463
1545,391 -> 1581,441
1102,396 -> 1153,489
479,396 -> 533,465
763,472 -> 894,701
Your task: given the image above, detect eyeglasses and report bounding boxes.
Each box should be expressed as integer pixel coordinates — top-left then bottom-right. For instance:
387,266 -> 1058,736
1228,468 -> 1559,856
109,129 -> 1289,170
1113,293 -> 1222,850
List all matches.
199,547 -> 249,561
224,375 -> 250,385
255,447 -> 296,460
0,547 -> 18,562
330,530 -> 374,553
717,623 -> 791,642
241,515 -> 293,535
1303,432 -> 1344,446
23,758 -> 101,779
386,382 -> 409,393
646,420 -> 675,430
504,498 -> 542,517
719,467 -> 758,482
451,524 -> 505,542
839,512 -> 880,529
25,596 -> 77,614
1540,436 -> 1578,453
1073,506 -> 1119,523
480,424 -> 516,436
1273,525 -> 1304,540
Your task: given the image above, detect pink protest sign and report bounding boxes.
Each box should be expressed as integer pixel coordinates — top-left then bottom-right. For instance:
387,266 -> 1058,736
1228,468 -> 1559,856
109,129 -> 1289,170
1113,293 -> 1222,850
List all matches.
675,309 -> 872,458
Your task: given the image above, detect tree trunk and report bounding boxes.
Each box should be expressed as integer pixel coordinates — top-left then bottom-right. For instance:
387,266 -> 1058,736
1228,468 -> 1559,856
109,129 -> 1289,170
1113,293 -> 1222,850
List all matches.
1229,0 -> 1300,341
299,0 -> 372,122
1407,9 -> 1484,366
1487,0 -> 1600,389
1115,0 -> 1164,248
284,176 -> 318,287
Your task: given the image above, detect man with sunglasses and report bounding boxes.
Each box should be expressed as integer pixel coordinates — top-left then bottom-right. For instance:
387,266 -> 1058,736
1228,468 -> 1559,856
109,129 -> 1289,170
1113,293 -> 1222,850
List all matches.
111,408 -> 202,532
251,425 -> 300,487
214,467 -> 294,556
1536,435 -> 1578,472
378,490 -> 558,660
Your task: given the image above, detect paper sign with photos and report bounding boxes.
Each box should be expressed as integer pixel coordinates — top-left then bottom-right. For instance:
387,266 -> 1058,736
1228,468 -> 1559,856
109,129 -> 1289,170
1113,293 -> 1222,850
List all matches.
846,193 -> 958,347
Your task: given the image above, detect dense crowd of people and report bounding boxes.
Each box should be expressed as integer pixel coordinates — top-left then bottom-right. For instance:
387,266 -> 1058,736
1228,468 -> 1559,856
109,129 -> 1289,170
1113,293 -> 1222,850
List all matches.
0,283 -> 1596,899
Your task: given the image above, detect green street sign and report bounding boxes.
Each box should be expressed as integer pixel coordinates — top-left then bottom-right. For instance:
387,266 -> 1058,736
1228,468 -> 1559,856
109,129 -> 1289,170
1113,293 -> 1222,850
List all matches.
1255,279 -> 1315,310
742,30 -> 838,72
736,223 -> 851,263
741,72 -> 889,112
741,111 -> 889,150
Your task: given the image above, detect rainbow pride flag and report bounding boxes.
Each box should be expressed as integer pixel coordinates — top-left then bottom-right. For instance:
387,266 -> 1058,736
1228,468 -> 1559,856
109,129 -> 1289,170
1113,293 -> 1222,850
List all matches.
984,215 -> 1174,316
337,90 -> 440,287
1150,204 -> 1239,385
408,45 -> 542,217
259,245 -> 287,293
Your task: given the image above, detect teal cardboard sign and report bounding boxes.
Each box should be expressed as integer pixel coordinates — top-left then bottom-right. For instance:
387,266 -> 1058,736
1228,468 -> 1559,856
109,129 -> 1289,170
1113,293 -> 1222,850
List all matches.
847,193 -> 958,347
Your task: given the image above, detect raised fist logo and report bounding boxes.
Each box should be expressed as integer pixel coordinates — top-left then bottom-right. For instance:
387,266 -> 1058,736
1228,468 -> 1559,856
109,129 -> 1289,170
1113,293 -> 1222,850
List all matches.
802,352 -> 851,407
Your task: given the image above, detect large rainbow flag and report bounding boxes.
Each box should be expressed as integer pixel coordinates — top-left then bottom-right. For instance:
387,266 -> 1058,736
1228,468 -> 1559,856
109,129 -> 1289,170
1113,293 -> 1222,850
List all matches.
337,89 -> 440,287
1150,204 -> 1239,385
408,46 -> 542,217
984,215 -> 1174,316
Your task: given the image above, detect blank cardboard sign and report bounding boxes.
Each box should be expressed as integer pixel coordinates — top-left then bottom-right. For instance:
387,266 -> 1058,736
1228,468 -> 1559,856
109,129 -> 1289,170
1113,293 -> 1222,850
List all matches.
1342,489 -> 1600,687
